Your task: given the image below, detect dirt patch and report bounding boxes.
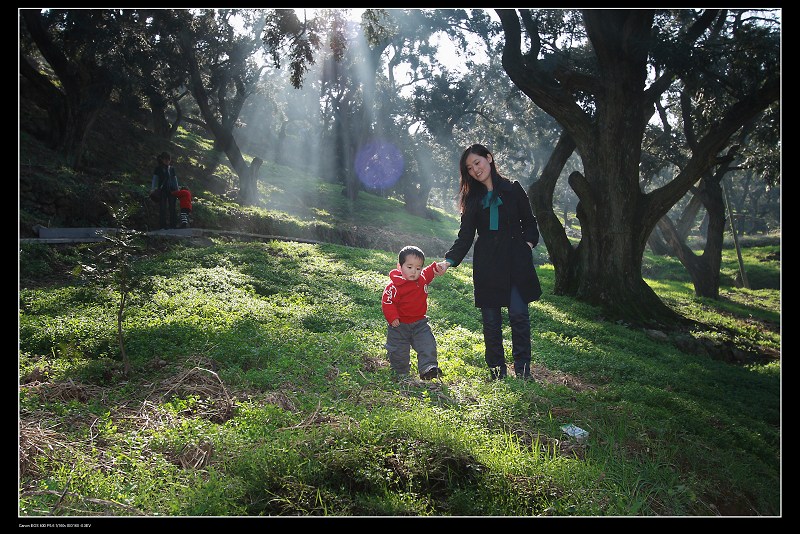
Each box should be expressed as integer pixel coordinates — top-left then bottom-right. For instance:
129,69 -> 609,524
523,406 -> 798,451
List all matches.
530,363 -> 596,392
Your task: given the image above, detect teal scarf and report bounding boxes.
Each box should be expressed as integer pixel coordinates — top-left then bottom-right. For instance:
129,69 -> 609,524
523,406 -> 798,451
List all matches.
482,190 -> 503,230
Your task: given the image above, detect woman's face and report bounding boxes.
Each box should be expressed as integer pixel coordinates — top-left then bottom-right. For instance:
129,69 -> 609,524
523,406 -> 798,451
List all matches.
465,152 -> 493,188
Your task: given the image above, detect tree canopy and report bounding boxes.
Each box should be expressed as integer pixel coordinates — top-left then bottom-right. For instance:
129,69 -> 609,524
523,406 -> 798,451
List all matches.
19,8 -> 780,325
496,8 -> 779,324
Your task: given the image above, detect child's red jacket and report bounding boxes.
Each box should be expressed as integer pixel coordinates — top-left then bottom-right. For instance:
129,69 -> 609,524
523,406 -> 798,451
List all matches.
171,189 -> 192,211
381,263 -> 439,325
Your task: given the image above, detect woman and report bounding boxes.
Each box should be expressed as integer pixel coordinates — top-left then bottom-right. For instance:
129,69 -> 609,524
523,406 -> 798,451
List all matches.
151,151 -> 180,230
437,144 -> 542,380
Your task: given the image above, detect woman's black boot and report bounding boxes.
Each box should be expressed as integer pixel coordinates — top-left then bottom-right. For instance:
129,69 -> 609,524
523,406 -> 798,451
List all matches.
489,366 -> 507,380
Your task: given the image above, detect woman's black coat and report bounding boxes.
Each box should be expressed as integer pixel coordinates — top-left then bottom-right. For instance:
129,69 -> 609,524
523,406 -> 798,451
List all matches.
445,178 -> 542,308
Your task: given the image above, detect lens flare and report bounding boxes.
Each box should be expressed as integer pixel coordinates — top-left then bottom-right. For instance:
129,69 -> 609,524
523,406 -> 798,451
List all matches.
354,140 -> 404,191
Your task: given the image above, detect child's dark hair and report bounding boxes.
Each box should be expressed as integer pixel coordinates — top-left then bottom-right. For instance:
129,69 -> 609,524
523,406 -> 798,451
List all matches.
398,245 -> 425,265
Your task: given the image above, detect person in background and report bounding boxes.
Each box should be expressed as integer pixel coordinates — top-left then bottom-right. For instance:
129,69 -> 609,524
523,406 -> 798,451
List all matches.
382,245 -> 446,381
151,151 -> 179,229
436,144 -> 542,380
171,186 -> 192,228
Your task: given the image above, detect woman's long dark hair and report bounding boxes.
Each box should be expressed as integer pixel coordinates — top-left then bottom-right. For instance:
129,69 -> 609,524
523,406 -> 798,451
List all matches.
456,144 -> 503,214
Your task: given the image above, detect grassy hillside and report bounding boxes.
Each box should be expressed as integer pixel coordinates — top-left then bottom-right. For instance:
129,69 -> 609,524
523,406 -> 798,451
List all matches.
18,236 -> 780,518
19,99 -> 780,519
19,99 -> 469,261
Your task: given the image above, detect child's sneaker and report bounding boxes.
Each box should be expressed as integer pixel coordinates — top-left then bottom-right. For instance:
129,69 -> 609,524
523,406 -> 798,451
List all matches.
420,367 -> 443,380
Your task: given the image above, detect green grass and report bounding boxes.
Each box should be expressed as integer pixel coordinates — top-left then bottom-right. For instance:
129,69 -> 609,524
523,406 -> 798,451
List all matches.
18,102 -> 780,519
174,154 -> 462,263
18,238 -> 780,517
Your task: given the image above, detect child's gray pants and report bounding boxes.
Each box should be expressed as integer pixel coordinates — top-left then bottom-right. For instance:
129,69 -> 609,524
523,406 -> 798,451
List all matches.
385,317 -> 438,376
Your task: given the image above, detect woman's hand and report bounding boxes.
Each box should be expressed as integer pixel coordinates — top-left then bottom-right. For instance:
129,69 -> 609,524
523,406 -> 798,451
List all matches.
435,261 -> 450,273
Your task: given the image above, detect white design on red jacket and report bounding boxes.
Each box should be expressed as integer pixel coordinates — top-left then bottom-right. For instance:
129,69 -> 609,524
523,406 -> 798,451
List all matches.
381,262 -> 439,325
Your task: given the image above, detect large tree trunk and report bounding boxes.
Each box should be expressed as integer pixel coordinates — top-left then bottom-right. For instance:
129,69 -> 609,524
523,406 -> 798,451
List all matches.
498,8 -> 778,326
152,90 -> 188,141
239,157 -> 263,206
339,123 -> 359,201
61,76 -> 112,168
647,225 -> 673,256
536,12 -> 679,323
169,99 -> 184,140
568,11 -> 678,323
21,10 -> 112,169
213,130 -> 252,197
655,172 -> 727,299
529,131 -> 578,292
179,26 -> 254,203
569,160 -> 680,323
500,9 -> 679,325
147,92 -> 172,139
403,148 -> 434,217
403,175 -> 429,217
19,54 -> 66,148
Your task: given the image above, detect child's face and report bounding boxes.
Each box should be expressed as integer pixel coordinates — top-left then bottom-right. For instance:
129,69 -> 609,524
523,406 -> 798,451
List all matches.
399,255 -> 424,281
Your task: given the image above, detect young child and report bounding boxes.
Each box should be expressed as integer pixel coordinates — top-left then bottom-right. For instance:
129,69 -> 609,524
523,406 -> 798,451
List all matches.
171,186 -> 192,228
381,245 -> 445,380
